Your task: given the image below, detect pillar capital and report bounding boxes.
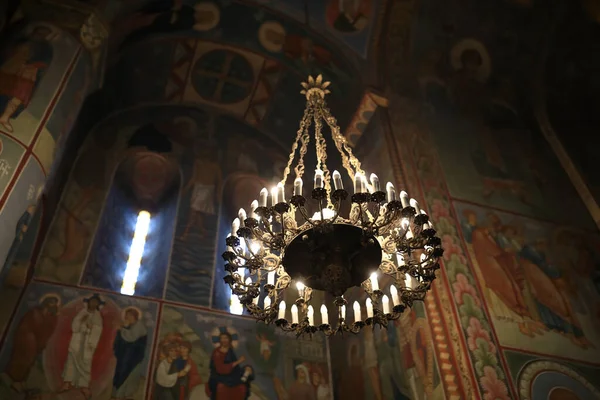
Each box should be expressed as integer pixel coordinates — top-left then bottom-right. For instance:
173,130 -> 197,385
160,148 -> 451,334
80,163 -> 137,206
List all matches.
19,0 -> 109,52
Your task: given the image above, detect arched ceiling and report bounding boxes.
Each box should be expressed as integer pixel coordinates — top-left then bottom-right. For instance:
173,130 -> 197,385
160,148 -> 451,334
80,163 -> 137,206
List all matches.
96,0 -> 384,148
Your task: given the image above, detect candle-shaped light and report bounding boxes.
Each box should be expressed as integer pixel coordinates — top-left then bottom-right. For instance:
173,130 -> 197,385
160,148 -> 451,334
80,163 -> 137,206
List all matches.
353,301 -> 361,322
421,211 -> 430,229
264,296 -> 271,309
277,182 -> 285,202
370,173 -> 380,192
422,210 -> 433,228
238,208 -> 247,226
307,305 -> 314,325
366,298 -> 374,318
267,270 -> 275,285
390,285 -> 400,305
400,191 -> 410,208
294,177 -> 303,196
386,182 -> 396,202
410,198 -> 421,214
382,295 -> 390,314
405,273 -> 414,289
341,304 -> 346,319
231,218 -> 240,236
354,172 -> 364,193
259,188 -> 268,207
296,281 -> 305,297
314,168 -> 324,189
332,170 -> 343,190
320,304 -> 329,325
370,271 -> 379,291
250,200 -> 259,219
278,300 -> 286,319
271,186 -> 278,206
362,175 -> 372,193
291,304 -> 299,324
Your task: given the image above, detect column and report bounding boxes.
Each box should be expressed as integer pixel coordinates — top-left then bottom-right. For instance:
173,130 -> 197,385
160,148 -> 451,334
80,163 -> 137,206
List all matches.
0,3 -> 109,275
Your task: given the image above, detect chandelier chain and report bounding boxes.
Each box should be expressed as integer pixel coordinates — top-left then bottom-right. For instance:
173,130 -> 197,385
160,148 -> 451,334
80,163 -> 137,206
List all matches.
313,108 -> 333,208
280,107 -> 313,185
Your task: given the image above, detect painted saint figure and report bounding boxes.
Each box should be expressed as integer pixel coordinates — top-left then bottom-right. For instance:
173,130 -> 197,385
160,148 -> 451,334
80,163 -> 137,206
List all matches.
154,343 -> 188,400
206,331 -> 254,400
180,143 -> 222,240
111,307 -> 148,400
256,333 -> 275,361
172,341 -> 201,400
0,25 -> 55,132
3,294 -> 60,393
1,204 -> 36,273
288,364 -> 316,400
60,294 -> 104,398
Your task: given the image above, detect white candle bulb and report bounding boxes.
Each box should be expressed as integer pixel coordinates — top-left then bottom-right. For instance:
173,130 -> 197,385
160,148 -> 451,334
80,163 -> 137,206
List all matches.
400,191 -> 410,208
259,188 -> 268,207
410,198 -> 421,214
405,273 -> 414,289
294,177 -> 303,196
291,304 -> 299,324
332,170 -> 343,190
271,186 -> 279,206
362,175 -> 372,193
366,298 -> 373,318
314,168 -> 324,189
307,305 -> 314,325
320,304 -> 329,325
267,271 -> 275,285
386,182 -> 396,202
296,281 -> 305,297
238,208 -> 247,226
277,182 -> 285,202
354,172 -> 364,193
370,271 -> 379,291
353,301 -> 361,322
264,296 -> 271,309
232,218 -> 240,236
390,285 -> 399,305
370,173 -> 380,192
278,300 -> 286,319
341,304 -> 346,319
250,200 -> 259,219
382,295 -> 390,314
422,210 -> 433,228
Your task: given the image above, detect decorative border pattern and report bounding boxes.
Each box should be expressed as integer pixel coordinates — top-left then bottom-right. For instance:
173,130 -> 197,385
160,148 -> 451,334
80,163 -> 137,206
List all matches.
518,361 -> 600,400
390,95 -> 514,399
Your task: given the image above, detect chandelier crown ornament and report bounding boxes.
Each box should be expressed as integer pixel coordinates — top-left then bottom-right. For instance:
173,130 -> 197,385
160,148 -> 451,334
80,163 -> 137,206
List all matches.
223,75 -> 444,337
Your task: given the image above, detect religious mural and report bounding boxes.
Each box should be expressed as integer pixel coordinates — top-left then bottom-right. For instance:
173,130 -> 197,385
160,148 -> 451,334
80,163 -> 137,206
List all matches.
330,303 -> 443,400
454,200 -> 600,363
0,281 -> 158,400
154,305 -> 332,400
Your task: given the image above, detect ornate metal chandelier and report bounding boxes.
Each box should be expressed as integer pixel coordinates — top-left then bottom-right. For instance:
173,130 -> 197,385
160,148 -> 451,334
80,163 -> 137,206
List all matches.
223,76 -> 443,337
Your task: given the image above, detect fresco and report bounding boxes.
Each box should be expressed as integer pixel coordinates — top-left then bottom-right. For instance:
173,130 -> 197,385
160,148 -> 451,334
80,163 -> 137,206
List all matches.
330,302 -> 443,400
153,304 -> 332,400
0,281 -> 159,400
454,200 -> 600,363
355,108 -> 394,187
0,22 -> 81,146
35,106 -> 287,307
0,134 -> 25,198
0,156 -> 45,275
502,350 -> 600,399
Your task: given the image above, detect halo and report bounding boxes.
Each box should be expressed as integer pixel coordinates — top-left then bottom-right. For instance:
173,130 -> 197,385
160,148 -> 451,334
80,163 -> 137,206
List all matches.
192,2 -> 220,32
258,21 -> 286,53
121,306 -> 143,321
211,326 -> 240,349
450,38 -> 492,82
39,293 -> 61,307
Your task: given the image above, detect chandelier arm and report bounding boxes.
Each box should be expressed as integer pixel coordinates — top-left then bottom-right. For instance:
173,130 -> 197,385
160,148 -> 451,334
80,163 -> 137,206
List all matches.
281,107 -> 313,185
313,111 -> 334,208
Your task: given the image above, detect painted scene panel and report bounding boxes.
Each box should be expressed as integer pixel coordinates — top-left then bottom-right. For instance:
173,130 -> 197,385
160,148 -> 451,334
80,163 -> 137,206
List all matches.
330,302 -> 444,400
152,305 -> 332,400
0,22 -> 81,145
454,200 -> 600,363
0,281 -> 159,400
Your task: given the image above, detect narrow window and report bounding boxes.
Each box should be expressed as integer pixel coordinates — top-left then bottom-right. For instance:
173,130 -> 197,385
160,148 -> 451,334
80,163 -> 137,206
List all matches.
121,210 -> 151,295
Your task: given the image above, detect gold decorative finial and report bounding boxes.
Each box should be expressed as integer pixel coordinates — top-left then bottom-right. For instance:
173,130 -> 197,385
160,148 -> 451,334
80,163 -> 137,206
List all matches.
300,75 -> 331,100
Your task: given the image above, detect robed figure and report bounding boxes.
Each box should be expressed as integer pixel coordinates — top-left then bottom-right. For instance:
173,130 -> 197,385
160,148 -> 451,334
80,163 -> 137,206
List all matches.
172,342 -> 201,400
112,307 -> 148,400
60,294 -> 104,398
3,294 -> 60,393
0,25 -> 54,132
1,204 -> 36,272
206,331 -> 254,400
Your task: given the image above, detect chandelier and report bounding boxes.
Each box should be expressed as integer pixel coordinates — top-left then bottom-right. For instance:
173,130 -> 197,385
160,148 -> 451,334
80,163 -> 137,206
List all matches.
222,75 -> 443,337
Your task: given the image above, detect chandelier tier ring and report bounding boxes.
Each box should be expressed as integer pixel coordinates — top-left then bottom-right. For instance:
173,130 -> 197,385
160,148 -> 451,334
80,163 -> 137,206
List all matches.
223,75 -> 444,337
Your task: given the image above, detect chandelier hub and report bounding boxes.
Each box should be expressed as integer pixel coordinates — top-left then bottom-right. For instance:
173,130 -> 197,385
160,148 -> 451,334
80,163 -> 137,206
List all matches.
282,224 -> 382,297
